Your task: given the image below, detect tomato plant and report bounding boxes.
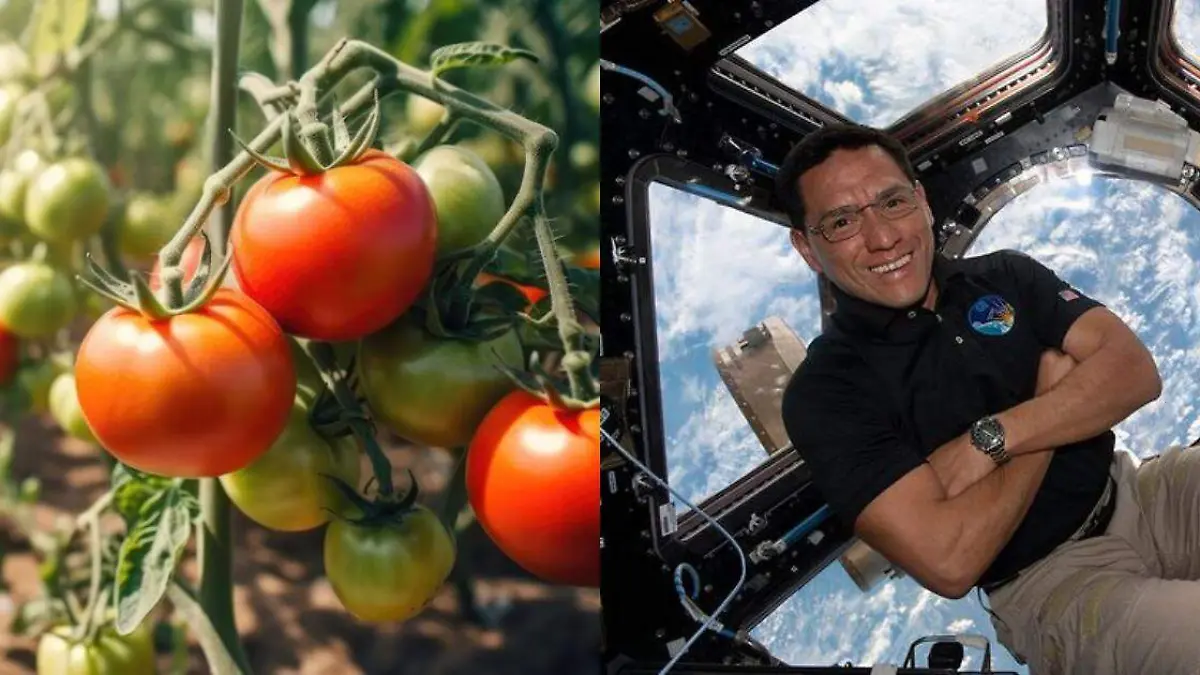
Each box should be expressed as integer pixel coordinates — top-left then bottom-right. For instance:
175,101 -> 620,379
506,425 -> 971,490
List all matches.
324,504 -> 457,623
413,144 -> 506,254
36,622 -> 156,675
220,394 -> 361,532
23,157 -> 112,244
357,315 -> 524,449
74,289 -> 295,477
467,390 -> 600,587
0,261 -> 78,339
1,2 -> 599,670
230,149 -> 438,342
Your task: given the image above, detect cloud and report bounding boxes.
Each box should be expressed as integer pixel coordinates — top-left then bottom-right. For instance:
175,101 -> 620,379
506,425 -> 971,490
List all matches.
736,0 -> 1048,127
646,183 -> 824,361
666,376 -> 770,512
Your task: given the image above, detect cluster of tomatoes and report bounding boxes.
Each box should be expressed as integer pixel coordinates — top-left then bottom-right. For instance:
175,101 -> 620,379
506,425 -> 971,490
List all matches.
60,134 -> 597,626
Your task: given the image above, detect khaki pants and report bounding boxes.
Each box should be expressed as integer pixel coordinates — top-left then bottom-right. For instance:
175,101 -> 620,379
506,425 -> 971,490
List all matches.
984,446 -> 1200,675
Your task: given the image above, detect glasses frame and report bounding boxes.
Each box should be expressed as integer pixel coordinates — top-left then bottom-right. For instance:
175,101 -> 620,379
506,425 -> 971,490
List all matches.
809,183 -> 923,243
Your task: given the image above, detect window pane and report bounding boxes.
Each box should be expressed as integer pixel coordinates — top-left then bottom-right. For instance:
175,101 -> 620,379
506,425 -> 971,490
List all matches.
735,0 -> 1048,128
1174,0 -> 1200,65
645,182 -> 823,515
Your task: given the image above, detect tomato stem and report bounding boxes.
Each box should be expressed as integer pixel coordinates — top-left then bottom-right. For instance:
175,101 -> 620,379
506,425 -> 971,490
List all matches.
532,207 -> 596,403
196,1 -> 254,673
297,339 -> 397,498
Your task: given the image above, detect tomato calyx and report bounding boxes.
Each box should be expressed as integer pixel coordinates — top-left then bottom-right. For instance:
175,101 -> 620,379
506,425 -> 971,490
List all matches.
232,91 -> 382,177
307,378 -> 372,441
77,232 -> 230,318
495,349 -> 599,413
323,467 -> 428,529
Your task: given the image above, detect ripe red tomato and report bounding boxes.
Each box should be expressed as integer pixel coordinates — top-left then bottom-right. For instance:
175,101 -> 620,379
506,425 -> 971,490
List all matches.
230,149 -> 438,341
466,390 -> 599,587
0,323 -> 17,386
74,289 -> 295,477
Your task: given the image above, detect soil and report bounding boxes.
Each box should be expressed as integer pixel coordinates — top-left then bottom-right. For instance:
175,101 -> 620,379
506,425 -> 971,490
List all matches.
0,414 -> 601,675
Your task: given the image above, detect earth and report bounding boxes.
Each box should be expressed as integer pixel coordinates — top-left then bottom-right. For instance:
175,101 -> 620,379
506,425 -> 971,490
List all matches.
0,413 -> 601,675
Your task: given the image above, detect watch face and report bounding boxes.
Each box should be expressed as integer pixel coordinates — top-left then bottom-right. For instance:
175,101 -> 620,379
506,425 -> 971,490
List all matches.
973,418 -> 1003,449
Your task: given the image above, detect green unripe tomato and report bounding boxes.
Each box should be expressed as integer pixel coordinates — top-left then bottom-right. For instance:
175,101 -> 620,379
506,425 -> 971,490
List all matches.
119,193 -> 178,259
357,316 -> 525,449
24,157 -> 111,243
0,262 -> 78,338
413,145 -> 507,254
406,94 -> 445,137
0,150 -> 46,241
35,621 -> 156,675
220,395 -> 361,531
49,372 -> 96,443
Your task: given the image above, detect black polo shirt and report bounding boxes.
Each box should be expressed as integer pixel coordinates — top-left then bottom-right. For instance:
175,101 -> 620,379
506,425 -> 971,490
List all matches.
781,249 -> 1114,587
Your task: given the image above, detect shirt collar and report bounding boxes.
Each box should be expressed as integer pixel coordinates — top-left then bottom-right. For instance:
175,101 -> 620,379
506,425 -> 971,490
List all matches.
828,254 -> 962,338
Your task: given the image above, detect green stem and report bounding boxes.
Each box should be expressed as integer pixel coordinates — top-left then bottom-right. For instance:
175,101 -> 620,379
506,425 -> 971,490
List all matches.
299,340 -> 396,498
197,0 -> 251,672
439,448 -> 470,531
198,478 -> 250,672
532,207 -> 594,401
77,518 -> 105,642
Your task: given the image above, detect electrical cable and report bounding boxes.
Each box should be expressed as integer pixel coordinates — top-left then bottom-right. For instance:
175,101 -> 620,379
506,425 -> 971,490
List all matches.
600,418 -> 750,675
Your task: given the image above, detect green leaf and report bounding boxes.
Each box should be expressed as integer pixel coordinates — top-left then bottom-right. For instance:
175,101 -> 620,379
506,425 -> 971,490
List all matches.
429,42 -> 539,78
25,0 -> 91,73
111,463 -> 175,525
113,485 -> 198,636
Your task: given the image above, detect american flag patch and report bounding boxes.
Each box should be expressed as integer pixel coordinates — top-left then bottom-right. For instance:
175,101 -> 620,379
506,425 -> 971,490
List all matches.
1059,289 -> 1079,302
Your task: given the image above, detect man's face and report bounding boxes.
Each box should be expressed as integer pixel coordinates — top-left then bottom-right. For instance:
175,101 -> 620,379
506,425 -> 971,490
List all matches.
789,146 -> 936,310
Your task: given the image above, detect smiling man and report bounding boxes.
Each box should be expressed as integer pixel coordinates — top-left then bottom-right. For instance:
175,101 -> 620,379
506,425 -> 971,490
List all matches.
776,123 -> 1200,674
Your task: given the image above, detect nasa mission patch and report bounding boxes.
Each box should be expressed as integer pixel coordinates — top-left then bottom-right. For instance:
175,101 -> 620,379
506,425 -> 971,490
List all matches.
968,294 -> 1015,336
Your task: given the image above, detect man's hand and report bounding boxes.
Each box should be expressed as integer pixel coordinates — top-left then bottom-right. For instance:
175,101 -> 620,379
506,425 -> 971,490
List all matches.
928,349 -> 1076,498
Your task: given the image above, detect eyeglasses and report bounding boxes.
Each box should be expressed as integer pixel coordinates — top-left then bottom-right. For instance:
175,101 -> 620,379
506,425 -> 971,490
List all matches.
809,185 -> 921,243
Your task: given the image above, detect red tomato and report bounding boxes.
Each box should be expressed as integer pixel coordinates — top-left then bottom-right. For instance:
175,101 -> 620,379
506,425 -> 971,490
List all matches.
74,289 -> 295,477
0,323 -> 17,386
466,390 -> 599,587
149,237 -> 205,291
573,246 -> 601,270
230,149 -> 438,341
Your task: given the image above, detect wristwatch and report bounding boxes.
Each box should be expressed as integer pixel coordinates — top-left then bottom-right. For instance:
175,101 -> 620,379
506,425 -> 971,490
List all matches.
970,416 -> 1012,465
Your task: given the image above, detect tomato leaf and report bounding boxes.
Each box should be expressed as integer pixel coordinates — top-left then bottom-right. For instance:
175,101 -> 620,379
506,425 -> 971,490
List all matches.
113,485 -> 198,636
24,0 -> 91,73
111,463 -> 176,526
429,42 -> 539,78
